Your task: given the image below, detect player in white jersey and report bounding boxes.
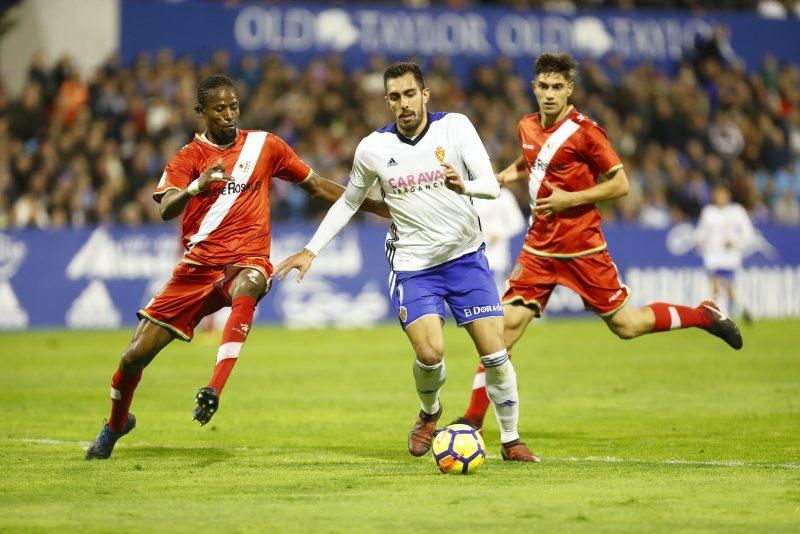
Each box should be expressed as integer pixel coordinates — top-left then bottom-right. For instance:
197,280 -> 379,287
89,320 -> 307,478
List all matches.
275,62 -> 539,462
696,183 -> 755,319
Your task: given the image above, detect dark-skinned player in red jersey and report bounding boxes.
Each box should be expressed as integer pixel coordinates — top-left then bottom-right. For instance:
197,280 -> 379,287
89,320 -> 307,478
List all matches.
85,75 -> 389,459
447,53 -> 743,447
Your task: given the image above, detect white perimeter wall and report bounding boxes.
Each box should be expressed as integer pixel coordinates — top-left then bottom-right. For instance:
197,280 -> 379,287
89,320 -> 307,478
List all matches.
0,0 -> 119,95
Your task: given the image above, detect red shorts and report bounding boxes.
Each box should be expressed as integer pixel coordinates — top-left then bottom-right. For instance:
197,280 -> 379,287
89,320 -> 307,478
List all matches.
502,248 -> 629,316
138,257 -> 272,340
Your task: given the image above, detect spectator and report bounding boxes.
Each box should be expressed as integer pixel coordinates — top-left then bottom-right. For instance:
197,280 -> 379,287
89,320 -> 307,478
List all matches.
0,44 -> 798,229
708,109 -> 745,161
773,187 -> 800,223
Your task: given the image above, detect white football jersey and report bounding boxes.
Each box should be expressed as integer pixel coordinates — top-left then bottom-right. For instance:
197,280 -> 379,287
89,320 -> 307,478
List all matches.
696,202 -> 755,270
351,112 -> 493,271
473,189 -> 526,274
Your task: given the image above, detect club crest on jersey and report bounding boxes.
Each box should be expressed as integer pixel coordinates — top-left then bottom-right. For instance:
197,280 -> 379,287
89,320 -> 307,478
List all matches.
387,157 -> 398,167
434,146 -> 445,163
399,306 -> 408,322
238,161 -> 252,174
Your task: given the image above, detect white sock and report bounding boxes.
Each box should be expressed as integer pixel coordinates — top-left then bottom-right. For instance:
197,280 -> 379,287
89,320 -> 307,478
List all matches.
481,349 -> 520,443
413,359 -> 446,415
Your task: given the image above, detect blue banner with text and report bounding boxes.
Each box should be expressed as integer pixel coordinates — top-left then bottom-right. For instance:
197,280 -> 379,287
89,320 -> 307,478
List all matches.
121,0 -> 800,79
1,222 -> 798,331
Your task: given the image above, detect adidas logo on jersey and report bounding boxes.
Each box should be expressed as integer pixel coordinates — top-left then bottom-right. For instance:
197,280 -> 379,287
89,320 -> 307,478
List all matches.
387,157 -> 398,167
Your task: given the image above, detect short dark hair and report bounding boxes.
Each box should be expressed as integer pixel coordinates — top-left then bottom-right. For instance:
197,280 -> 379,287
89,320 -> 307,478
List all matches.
196,74 -> 237,108
383,62 -> 426,90
534,53 -> 578,81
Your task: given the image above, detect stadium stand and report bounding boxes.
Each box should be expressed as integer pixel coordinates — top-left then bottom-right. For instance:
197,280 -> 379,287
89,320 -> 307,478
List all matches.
0,3 -> 798,229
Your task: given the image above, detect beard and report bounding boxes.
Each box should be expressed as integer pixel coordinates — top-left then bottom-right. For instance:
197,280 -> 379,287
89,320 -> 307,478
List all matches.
397,109 -> 424,137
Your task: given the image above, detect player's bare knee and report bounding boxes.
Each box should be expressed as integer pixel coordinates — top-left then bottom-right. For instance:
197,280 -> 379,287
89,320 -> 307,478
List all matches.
120,337 -> 156,371
232,269 -> 266,297
504,314 -> 524,333
609,322 -> 637,340
120,348 -> 148,372
415,346 -> 444,366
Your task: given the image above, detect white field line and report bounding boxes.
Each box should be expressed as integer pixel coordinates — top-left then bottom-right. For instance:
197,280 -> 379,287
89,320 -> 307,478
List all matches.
2,437 -> 799,470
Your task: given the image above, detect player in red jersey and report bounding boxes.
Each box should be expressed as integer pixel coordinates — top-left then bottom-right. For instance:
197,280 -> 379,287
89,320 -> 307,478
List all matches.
449,53 -> 743,438
85,75 -> 388,459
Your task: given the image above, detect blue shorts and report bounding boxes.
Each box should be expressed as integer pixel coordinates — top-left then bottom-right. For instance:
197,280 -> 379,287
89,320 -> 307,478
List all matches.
710,269 -> 736,280
389,246 -> 503,328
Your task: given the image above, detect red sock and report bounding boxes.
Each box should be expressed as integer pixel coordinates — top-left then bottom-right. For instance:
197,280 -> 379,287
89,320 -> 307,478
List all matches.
463,362 -> 490,426
208,295 -> 257,394
108,367 -> 142,432
648,302 -> 713,333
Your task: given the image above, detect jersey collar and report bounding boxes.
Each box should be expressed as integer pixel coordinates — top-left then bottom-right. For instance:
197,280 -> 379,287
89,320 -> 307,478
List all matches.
539,105 -> 575,131
389,112 -> 434,146
196,130 -> 239,149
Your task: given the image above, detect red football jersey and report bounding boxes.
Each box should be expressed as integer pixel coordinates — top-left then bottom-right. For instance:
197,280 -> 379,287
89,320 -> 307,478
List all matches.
518,107 -> 622,257
154,130 -> 312,266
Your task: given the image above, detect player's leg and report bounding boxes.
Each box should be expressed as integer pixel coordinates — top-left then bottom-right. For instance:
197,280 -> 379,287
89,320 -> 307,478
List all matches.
404,314 -> 447,456
603,300 -> 741,348
457,252 -> 553,432
85,319 -> 174,460
194,265 -> 267,425
719,270 -> 749,321
725,276 -> 750,322
391,266 -> 449,456
447,249 -> 538,462
87,262 -> 227,459
710,273 -> 722,307
722,277 -> 734,315
458,303 -> 537,431
577,252 -> 743,349
710,271 -> 733,317
504,302 -> 539,352
462,315 -> 538,462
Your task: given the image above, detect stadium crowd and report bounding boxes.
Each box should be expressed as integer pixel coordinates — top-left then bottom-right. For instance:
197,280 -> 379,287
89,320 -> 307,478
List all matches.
0,42 -> 798,229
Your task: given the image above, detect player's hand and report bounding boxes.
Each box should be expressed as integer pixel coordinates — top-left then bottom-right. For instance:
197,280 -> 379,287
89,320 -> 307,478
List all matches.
536,181 -> 575,216
198,158 -> 234,192
442,163 -> 466,194
193,386 -> 219,426
274,248 -> 316,283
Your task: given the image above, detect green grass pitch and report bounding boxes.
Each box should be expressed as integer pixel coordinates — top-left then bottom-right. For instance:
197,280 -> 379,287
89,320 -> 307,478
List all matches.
1,319 -> 798,531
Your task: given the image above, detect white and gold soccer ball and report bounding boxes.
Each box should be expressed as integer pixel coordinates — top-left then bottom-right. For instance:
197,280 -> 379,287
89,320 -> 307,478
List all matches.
431,424 -> 486,474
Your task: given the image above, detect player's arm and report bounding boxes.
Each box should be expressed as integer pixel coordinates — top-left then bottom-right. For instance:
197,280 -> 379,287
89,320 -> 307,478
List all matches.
442,162 -> 500,199
300,172 -> 389,218
274,179 -> 372,282
444,114 -> 500,199
497,155 -> 527,185
536,166 -> 628,215
159,158 -> 233,220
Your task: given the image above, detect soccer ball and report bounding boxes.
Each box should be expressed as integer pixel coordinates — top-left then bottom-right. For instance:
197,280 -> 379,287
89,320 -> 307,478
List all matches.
431,424 -> 486,474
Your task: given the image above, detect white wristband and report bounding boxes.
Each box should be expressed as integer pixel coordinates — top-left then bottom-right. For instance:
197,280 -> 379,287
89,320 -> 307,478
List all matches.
187,179 -> 201,196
